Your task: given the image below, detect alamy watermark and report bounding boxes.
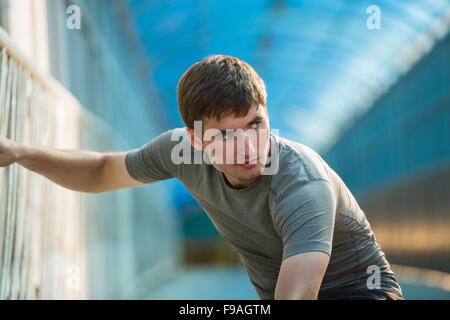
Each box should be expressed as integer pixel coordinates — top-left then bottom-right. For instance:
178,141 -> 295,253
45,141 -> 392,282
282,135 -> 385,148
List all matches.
367,265 -> 381,289
66,264 -> 80,290
366,5 -> 381,30
66,5 -> 81,30
170,121 -> 280,175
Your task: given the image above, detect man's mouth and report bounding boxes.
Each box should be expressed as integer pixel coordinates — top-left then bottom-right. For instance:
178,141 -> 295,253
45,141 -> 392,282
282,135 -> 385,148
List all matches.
236,158 -> 259,167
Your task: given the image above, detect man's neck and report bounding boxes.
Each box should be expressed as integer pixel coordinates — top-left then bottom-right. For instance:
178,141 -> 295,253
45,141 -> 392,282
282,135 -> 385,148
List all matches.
223,172 -> 258,189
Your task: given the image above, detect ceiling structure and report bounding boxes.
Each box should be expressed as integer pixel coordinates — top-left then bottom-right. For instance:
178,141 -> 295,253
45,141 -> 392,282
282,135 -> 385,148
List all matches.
126,0 -> 450,153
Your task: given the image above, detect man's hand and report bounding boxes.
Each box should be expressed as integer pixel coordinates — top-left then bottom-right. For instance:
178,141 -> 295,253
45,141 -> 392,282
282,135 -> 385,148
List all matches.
274,251 -> 330,300
0,136 -> 21,167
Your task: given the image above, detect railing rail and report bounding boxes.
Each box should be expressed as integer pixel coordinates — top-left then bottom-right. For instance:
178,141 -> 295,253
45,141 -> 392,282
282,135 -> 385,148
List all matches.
0,25 -> 135,299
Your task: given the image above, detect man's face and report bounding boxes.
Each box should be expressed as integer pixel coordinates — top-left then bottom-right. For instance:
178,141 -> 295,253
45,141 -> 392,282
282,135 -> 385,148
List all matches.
187,103 -> 271,189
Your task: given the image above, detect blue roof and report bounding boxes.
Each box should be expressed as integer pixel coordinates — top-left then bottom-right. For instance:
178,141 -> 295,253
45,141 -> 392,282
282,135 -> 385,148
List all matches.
127,0 -> 450,152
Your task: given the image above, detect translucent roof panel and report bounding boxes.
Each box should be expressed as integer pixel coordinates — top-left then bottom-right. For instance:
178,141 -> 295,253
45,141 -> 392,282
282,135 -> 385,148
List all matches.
127,0 -> 450,152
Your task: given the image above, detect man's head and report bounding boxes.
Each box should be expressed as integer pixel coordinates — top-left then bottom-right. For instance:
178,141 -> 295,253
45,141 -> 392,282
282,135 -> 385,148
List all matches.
177,55 -> 270,189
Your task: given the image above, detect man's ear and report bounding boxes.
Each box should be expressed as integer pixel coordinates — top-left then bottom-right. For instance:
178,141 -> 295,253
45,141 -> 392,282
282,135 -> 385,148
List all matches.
261,102 -> 269,118
186,127 -> 204,151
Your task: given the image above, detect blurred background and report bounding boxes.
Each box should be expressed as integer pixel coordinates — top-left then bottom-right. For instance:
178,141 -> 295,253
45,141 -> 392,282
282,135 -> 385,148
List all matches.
0,0 -> 449,299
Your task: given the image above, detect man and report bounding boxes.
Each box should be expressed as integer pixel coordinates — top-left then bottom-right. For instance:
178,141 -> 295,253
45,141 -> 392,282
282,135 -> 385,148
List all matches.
1,55 -> 403,300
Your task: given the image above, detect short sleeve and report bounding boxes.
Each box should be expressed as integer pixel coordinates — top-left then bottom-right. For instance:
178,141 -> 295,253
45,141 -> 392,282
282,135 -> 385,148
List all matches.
125,129 -> 182,183
274,179 -> 336,260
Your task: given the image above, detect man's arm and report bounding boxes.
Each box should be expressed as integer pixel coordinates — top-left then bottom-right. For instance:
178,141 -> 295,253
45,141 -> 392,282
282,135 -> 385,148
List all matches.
95,151 -> 147,193
274,251 -> 330,300
272,179 -> 336,299
0,136 -> 145,194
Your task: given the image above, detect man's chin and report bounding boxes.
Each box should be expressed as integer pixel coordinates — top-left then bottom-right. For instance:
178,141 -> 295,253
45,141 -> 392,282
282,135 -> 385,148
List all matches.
233,162 -> 263,177
214,161 -> 263,178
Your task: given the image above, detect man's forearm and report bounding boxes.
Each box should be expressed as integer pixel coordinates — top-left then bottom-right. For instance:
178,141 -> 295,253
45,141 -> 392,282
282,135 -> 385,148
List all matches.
15,142 -> 105,193
274,285 -> 318,300
274,251 -> 329,300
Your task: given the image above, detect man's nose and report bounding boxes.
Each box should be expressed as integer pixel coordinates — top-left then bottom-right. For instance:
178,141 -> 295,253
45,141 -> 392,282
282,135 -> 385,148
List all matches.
236,131 -> 257,158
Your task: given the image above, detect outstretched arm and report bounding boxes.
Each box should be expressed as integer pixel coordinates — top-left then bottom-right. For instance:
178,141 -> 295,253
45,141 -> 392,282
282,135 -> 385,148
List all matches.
274,251 -> 330,300
0,136 -> 146,194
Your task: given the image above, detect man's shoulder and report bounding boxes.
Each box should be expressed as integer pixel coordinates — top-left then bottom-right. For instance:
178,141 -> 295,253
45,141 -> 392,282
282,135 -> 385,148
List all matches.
268,134 -> 336,225
157,127 -> 187,143
154,127 -> 197,155
272,134 -> 330,184
160,127 -> 214,183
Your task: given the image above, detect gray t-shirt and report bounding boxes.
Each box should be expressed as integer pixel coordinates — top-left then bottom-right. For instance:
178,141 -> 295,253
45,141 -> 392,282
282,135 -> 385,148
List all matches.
125,127 -> 403,299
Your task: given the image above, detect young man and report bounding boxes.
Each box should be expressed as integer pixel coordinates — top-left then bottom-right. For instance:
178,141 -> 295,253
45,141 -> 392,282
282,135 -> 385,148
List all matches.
1,55 -> 403,300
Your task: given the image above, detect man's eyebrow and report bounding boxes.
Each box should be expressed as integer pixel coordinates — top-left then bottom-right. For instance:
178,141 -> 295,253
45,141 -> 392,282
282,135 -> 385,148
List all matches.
247,115 -> 263,126
218,115 -> 263,135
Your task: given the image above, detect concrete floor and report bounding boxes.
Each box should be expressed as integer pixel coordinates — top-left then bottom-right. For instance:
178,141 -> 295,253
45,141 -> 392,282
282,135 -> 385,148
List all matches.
143,266 -> 450,300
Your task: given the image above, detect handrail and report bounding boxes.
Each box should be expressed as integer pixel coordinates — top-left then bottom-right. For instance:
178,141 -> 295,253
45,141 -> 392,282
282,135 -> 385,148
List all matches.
0,26 -> 128,150
0,25 -> 135,299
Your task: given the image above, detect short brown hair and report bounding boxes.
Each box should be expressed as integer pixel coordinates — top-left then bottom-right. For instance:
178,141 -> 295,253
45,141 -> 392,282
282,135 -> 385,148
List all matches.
177,55 -> 267,129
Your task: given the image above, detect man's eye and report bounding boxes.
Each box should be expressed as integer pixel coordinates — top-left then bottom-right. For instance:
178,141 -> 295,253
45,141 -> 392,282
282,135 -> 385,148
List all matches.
223,131 -> 234,139
250,121 -> 261,129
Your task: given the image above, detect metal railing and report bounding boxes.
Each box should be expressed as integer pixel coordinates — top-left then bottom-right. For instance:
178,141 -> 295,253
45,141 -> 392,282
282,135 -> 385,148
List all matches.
0,25 -> 136,299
